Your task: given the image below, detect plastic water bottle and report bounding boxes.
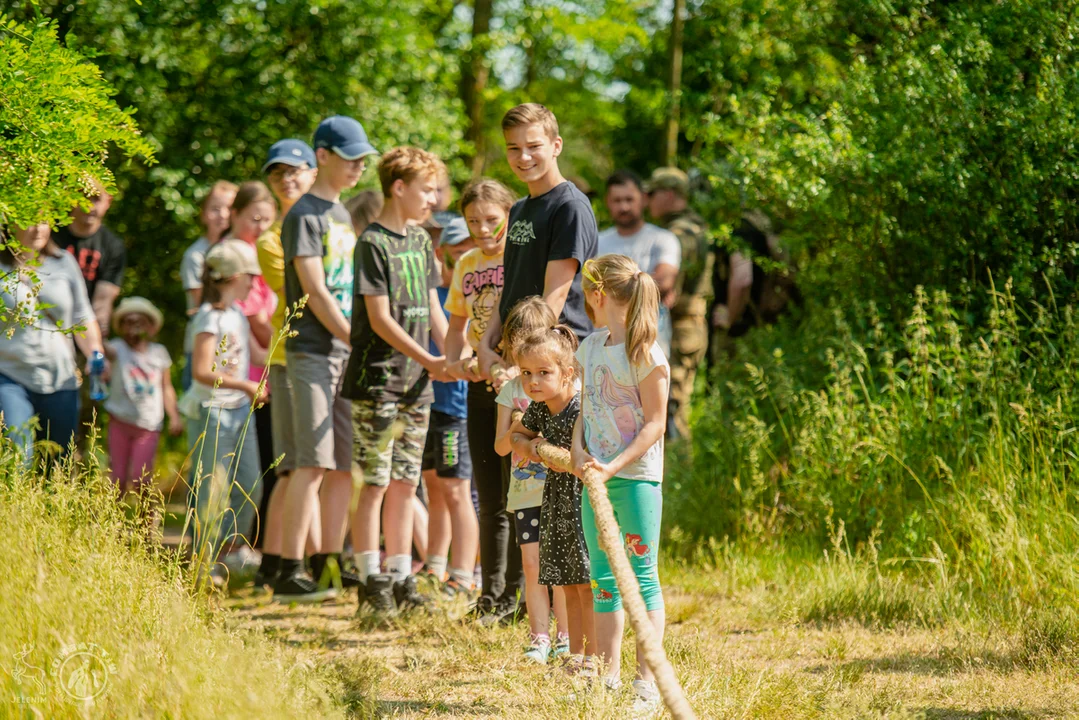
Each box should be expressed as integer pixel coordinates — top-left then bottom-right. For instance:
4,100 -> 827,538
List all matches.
89,351 -> 107,402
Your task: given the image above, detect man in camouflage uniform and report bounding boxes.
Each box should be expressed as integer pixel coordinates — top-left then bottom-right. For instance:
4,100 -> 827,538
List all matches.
646,167 -> 721,440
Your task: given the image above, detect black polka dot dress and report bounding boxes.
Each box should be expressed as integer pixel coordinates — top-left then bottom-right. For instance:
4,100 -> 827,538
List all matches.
521,393 -> 590,586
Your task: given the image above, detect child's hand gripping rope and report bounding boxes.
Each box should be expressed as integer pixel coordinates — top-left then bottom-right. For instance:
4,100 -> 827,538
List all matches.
511,410 -> 697,720
463,357 -> 515,392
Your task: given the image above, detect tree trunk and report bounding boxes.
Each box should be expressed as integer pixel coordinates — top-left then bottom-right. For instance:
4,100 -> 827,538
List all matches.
665,0 -> 686,166
462,0 -> 494,175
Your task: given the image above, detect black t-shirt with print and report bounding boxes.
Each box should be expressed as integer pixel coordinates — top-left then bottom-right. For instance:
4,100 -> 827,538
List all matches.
52,225 -> 126,299
344,222 -> 440,404
498,181 -> 597,340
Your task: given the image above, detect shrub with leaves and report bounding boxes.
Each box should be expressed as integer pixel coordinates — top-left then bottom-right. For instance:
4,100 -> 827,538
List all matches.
0,14 -> 153,234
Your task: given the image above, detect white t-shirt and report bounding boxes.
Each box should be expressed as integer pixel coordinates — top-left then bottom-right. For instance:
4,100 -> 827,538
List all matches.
181,237 -> 211,354
105,340 -> 173,431
495,377 -> 548,511
180,237 -> 210,294
597,223 -> 681,274
575,329 -> 669,482
183,304 -> 250,412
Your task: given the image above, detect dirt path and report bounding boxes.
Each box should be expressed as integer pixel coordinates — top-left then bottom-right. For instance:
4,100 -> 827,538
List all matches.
224,569 -> 1079,719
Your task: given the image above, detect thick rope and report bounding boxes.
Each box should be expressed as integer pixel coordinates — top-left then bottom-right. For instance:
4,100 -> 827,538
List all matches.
512,410 -> 696,719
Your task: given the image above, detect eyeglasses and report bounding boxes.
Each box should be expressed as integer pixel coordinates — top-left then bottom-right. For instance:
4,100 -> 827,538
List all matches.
268,165 -> 311,182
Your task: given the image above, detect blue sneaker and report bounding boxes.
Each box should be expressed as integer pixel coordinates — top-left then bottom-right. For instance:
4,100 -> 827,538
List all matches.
552,633 -> 570,658
524,635 -> 551,664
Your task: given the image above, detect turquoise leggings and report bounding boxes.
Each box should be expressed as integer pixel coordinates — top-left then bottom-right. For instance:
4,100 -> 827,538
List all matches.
582,479 -> 663,613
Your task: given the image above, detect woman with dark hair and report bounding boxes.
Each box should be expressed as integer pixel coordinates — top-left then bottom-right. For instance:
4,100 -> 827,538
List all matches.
0,222 -> 106,463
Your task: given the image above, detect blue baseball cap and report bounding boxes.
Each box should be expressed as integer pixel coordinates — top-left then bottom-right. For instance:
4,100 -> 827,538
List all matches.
261,139 -> 317,174
313,116 -> 379,161
439,216 -> 471,247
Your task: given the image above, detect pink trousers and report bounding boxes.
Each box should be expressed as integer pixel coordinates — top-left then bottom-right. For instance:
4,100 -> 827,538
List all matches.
108,417 -> 161,489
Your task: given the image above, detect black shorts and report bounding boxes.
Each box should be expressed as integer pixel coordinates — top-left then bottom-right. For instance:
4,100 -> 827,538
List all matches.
422,410 -> 472,479
513,505 -> 542,545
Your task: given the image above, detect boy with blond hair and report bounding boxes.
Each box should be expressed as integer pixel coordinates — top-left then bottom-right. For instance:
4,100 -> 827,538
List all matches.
346,146 -> 450,613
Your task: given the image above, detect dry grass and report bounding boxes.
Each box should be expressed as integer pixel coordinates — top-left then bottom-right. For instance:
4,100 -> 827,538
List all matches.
225,565 -> 1079,719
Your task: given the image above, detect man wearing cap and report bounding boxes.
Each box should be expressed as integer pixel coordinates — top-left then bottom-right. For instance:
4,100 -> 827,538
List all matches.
646,167 -> 716,441
274,116 -> 378,603
251,139 -> 320,588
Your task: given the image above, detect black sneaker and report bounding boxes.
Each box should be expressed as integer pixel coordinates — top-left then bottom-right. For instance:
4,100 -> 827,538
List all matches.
311,553 -> 363,589
272,571 -> 338,604
466,594 -> 497,619
393,575 -> 432,612
480,594 -> 525,627
360,573 -> 397,615
253,567 -> 278,589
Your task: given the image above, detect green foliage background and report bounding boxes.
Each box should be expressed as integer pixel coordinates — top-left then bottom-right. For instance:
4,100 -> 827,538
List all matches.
8,1 -> 1079,602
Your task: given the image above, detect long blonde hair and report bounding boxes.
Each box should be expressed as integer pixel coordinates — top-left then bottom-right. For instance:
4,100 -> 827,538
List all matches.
581,254 -> 660,366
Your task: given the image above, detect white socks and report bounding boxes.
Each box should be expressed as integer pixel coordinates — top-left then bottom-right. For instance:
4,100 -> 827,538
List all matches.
355,551 -> 380,583
386,554 -> 412,583
426,554 -> 448,581
449,567 -> 472,586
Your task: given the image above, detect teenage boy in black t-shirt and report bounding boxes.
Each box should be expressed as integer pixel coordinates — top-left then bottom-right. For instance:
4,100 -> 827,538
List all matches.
346,147 -> 449,613
53,183 -> 126,331
474,102 -> 598,623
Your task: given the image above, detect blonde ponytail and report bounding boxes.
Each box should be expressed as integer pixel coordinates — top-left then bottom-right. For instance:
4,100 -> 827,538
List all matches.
582,254 -> 660,366
625,270 -> 660,366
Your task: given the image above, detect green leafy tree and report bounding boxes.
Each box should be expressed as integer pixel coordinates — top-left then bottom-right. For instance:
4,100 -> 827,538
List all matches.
0,14 -> 152,235
674,0 -> 1079,313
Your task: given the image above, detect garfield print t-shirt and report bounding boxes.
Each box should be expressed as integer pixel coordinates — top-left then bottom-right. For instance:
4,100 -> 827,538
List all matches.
445,247 -> 504,351
282,193 -> 357,357
576,329 -> 668,482
344,222 -> 439,404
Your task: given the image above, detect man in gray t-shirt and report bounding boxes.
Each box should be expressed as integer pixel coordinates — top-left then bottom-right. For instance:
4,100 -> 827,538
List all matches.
600,169 -> 681,354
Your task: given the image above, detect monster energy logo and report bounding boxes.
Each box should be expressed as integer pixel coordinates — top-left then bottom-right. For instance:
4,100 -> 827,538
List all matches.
442,430 -> 459,467
397,250 -> 427,303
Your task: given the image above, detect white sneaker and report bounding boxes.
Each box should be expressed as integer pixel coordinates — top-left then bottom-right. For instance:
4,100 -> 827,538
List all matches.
221,545 -> 261,572
631,679 -> 661,716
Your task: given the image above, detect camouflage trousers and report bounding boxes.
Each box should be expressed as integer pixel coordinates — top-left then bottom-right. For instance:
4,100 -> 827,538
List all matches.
351,400 -> 431,488
668,309 -> 708,440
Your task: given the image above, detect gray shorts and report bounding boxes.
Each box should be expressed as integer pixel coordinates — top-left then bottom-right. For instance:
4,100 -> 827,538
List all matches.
269,364 -> 295,474
286,351 -> 351,472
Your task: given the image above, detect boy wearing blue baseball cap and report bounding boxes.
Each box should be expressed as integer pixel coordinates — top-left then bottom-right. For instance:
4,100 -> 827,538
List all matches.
251,139 -> 319,590
273,117 -> 378,604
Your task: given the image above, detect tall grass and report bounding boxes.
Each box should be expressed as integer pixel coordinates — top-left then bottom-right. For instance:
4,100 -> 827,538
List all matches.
669,280 -> 1079,624
0,430 -> 344,718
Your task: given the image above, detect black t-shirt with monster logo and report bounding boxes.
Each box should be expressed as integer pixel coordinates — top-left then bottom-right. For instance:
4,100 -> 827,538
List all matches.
497,181 -> 597,341
344,222 -> 440,404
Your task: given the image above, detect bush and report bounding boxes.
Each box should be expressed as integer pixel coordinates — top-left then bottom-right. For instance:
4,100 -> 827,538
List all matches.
669,279 -> 1079,619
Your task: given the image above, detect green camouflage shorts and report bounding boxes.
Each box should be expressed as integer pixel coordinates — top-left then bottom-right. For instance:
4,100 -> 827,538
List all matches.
351,400 -> 431,487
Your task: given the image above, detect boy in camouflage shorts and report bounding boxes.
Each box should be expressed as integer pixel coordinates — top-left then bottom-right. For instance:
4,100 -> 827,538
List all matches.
343,147 -> 449,613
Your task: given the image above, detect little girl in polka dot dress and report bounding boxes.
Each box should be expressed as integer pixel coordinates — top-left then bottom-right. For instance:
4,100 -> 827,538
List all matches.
510,322 -> 594,671
494,298 -> 570,665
